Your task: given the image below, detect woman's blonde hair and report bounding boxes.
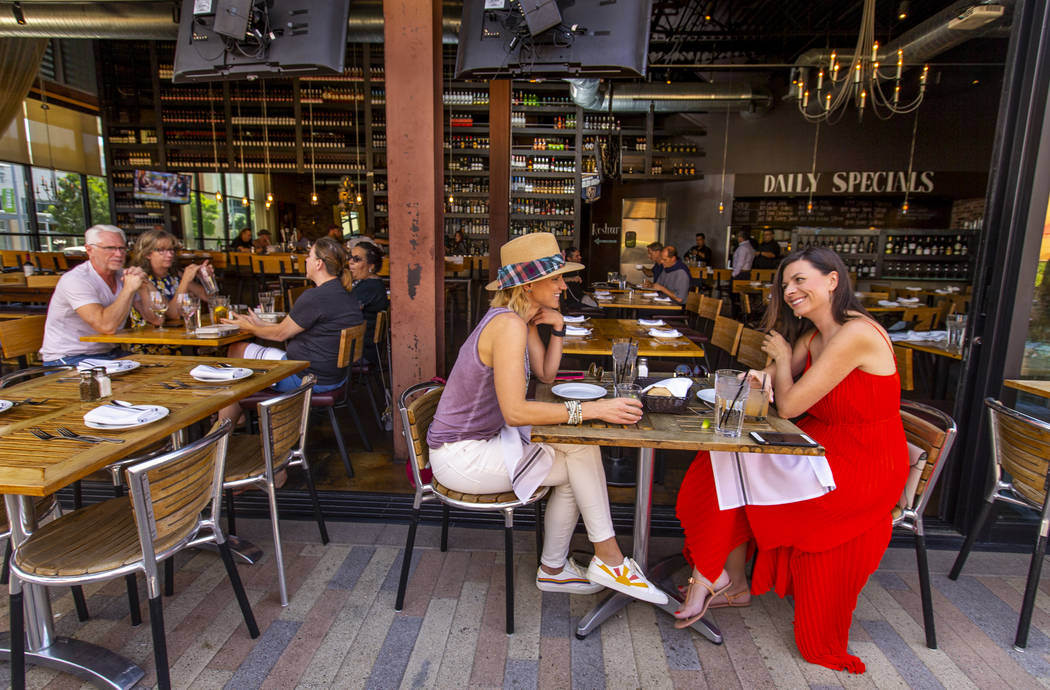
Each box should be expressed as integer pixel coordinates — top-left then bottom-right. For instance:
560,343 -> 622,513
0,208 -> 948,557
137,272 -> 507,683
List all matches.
490,284 -> 531,319
131,229 -> 178,274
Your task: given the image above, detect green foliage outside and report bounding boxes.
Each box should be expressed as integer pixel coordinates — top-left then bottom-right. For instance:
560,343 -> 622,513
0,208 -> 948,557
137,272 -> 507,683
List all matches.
40,174 -> 84,235
87,176 -> 111,225
190,194 -> 222,245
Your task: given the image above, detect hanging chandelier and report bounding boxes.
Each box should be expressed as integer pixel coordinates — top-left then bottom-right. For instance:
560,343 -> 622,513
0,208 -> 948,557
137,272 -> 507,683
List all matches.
795,0 -> 928,124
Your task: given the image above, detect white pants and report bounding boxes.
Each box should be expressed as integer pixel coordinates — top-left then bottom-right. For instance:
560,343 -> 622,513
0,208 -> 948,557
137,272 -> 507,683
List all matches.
430,438 -> 615,569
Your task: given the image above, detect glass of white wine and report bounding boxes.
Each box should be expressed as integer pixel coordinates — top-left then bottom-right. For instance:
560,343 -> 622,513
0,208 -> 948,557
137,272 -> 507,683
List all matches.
149,289 -> 169,330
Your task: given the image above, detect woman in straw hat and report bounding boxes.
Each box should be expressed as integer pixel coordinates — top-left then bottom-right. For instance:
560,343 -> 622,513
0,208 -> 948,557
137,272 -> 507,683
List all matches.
427,232 -> 667,604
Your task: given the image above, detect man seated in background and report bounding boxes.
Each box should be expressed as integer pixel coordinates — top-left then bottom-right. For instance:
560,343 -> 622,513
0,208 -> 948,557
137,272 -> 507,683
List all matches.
642,241 -> 664,281
253,229 -> 272,253
40,224 -> 147,366
646,245 -> 691,305
561,246 -> 586,308
685,232 -> 713,266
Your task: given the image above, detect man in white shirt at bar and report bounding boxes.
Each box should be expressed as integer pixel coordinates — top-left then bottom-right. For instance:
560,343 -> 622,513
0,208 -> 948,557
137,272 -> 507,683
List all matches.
731,229 -> 756,279
40,224 -> 147,366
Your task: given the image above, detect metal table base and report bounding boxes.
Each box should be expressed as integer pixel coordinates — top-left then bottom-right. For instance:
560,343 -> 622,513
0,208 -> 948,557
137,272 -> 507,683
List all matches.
0,633 -> 143,689
574,447 -> 722,644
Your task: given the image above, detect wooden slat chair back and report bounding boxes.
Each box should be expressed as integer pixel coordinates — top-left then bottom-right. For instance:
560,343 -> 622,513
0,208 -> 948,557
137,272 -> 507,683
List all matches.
260,383 -> 313,472
736,328 -> 770,370
870,283 -> 894,299
893,401 -> 957,650
751,269 -> 776,283
0,250 -> 24,269
893,345 -> 914,391
33,252 -> 67,272
934,297 -> 956,327
731,279 -> 752,294
251,254 -> 295,276
904,306 -> 940,332
856,291 -> 890,305
287,285 -> 310,308
338,323 -> 367,368
683,291 -> 701,327
0,315 -> 44,366
697,296 -> 723,335
708,316 -> 743,371
949,399 -> 1050,649
374,310 -> 389,346
395,382 -> 548,634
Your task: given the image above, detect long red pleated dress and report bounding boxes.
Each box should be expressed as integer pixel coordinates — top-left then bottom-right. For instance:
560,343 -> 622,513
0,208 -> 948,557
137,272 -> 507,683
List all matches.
676,326 -> 908,673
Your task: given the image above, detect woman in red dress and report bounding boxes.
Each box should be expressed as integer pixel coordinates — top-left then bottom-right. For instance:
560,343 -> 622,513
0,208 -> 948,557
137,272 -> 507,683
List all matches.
674,247 -> 908,673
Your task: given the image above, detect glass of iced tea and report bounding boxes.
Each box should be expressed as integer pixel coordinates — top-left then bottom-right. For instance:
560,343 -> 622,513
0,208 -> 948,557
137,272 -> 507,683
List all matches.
744,371 -> 770,421
209,295 -> 230,324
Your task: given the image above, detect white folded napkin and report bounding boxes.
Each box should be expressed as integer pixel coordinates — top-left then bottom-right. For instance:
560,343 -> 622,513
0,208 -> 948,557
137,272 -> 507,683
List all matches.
711,452 -> 836,509
750,281 -> 763,287
648,328 -> 682,338
638,318 -> 665,326
641,292 -> 659,298
84,403 -> 158,426
905,286 -> 923,292
190,365 -> 245,380
898,297 -> 920,304
77,359 -> 135,373
934,289 -> 949,295
195,324 -> 239,337
562,315 -> 587,323
595,294 -> 613,300
877,300 -> 900,307
652,296 -> 673,303
889,330 -> 948,342
564,325 -> 591,337
593,290 -> 611,296
641,377 -> 692,397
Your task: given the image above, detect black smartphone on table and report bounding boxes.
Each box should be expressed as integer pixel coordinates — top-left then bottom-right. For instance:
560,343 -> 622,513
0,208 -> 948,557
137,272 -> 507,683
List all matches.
748,431 -> 819,447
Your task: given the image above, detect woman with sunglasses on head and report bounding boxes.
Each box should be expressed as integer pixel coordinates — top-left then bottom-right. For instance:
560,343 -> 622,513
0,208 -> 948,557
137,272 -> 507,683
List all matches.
346,241 -> 389,364
128,228 -> 210,328
427,232 -> 668,604
673,246 -> 907,673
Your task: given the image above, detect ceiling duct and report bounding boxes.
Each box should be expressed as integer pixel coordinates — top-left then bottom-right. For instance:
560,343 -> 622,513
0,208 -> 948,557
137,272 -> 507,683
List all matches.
793,1 -> 1010,73
567,79 -> 773,114
0,1 -> 462,41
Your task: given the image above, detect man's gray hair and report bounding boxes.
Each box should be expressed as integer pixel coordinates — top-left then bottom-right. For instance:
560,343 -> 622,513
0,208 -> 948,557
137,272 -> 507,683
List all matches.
85,224 -> 126,246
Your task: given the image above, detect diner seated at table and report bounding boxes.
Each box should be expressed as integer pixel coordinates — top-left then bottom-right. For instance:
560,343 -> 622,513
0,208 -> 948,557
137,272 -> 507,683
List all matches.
644,245 -> 690,305
231,226 -> 254,251
253,229 -> 272,253
40,224 -> 147,366
348,241 -> 389,364
560,246 -> 586,309
642,241 -> 664,281
673,246 -> 907,673
427,232 -> 667,605
219,237 -> 363,420
128,228 -> 211,329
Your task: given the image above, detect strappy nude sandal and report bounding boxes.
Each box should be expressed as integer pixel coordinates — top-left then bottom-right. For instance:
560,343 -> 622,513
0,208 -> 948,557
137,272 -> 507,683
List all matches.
673,576 -> 733,629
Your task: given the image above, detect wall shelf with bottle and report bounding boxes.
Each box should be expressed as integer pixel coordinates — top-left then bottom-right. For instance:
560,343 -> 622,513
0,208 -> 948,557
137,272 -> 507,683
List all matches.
791,227 -> 975,282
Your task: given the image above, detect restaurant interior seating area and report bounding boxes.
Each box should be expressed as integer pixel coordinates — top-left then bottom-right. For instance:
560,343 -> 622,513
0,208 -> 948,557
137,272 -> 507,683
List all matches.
4,0 -> 1050,686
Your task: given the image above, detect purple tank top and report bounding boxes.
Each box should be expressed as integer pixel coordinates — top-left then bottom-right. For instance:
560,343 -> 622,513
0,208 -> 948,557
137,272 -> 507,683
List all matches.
427,307 -> 530,447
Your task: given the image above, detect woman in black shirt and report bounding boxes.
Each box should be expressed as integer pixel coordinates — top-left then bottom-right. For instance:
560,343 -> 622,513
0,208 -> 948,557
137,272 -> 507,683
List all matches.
348,241 -> 390,364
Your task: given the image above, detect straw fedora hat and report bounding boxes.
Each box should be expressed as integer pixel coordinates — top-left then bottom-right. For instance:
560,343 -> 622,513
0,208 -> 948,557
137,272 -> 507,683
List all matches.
485,232 -> 584,291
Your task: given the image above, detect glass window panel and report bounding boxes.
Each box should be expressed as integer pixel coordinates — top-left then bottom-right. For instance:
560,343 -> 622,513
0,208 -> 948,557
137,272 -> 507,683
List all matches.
227,197 -> 250,233
86,175 -> 110,225
32,167 -> 85,249
1019,196 -> 1050,420
186,192 -> 226,249
225,173 -> 246,198
0,163 -> 31,248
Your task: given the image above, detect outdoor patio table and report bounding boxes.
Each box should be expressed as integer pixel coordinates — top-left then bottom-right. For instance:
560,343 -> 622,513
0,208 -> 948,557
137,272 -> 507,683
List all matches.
560,317 -> 704,359
0,354 -> 306,688
530,376 -> 823,643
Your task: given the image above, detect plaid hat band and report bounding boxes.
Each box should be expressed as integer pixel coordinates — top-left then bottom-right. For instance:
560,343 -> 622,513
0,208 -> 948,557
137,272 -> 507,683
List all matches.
496,253 -> 566,289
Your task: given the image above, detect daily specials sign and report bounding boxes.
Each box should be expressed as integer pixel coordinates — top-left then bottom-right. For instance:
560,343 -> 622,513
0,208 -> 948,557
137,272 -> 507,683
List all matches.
734,171 -> 986,197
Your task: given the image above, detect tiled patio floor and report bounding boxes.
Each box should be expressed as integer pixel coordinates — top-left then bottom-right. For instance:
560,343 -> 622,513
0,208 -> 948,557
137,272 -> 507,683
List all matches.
3,517 -> 1050,689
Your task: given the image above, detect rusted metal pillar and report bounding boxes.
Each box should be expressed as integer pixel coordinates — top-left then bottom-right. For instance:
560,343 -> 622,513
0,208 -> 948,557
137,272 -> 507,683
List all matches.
488,79 -> 511,283
384,0 -> 445,458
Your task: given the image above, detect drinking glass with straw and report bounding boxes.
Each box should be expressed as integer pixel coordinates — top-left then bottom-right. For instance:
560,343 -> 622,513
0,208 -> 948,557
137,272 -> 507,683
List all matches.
714,369 -> 747,437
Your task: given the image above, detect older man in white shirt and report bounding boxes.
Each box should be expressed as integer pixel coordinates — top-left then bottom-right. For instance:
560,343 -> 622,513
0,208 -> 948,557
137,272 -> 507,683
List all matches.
40,224 -> 147,366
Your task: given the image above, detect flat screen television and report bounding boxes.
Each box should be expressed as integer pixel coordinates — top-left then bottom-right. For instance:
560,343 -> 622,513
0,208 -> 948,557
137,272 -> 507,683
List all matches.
456,0 -> 652,79
133,171 -> 192,204
173,0 -> 349,83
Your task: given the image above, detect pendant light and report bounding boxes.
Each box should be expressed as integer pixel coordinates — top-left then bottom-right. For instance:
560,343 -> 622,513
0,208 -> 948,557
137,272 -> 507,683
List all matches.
209,85 -> 222,202
806,122 -> 821,215
901,113 -> 920,216
352,44 -> 363,205
262,81 -> 273,209
717,107 -> 729,214
308,102 -> 318,204
236,89 -> 248,207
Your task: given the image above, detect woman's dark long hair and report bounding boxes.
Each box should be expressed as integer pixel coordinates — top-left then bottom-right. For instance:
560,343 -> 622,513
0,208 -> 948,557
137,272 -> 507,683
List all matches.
760,246 -> 872,344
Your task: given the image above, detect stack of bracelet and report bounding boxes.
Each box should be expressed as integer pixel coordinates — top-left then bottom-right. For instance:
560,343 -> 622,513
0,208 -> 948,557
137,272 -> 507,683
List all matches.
564,399 -> 583,425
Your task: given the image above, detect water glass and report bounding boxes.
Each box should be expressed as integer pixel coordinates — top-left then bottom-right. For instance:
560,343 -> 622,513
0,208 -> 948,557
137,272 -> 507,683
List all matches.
176,294 -> 200,334
947,313 -> 968,353
197,263 -> 219,295
614,383 -> 642,400
258,291 -> 275,313
714,369 -> 747,437
744,372 -> 771,421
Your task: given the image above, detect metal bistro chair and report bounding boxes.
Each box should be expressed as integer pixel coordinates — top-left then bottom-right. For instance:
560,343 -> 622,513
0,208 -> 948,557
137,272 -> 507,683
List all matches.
949,398 -> 1050,649
223,375 -> 328,606
895,401 -> 957,649
8,420 -> 259,690
395,382 -> 548,634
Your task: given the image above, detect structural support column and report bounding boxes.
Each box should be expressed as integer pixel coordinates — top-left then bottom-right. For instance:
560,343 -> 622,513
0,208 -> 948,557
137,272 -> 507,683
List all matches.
488,80 -> 511,283
384,0 -> 445,458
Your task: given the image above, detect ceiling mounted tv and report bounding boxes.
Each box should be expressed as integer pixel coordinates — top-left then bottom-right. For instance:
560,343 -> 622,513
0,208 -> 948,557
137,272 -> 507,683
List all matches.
133,170 -> 191,204
173,0 -> 349,83
456,0 -> 652,80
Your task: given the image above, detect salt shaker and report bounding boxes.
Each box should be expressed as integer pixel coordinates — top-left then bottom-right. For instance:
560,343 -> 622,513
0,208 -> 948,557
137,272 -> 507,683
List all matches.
637,357 -> 649,379
92,366 -> 112,398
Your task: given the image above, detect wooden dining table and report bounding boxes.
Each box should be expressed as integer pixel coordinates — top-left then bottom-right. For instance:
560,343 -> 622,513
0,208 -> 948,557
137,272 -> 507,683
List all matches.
561,318 -> 704,359
81,323 -> 252,353
1003,379 -> 1050,398
0,354 -> 306,688
530,376 -> 823,643
590,292 -> 686,314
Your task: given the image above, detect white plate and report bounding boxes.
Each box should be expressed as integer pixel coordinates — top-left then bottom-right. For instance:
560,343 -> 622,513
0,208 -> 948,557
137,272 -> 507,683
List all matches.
697,388 -> 717,405
638,318 -> 666,326
191,367 -> 252,383
84,405 -> 169,430
551,383 -> 607,401
257,311 -> 286,323
77,359 -> 140,375
905,286 -> 923,292
0,400 -> 13,413
562,315 -> 588,323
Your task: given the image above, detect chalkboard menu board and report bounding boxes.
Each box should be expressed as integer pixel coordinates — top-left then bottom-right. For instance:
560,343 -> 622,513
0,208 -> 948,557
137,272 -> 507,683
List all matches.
731,197 -> 951,229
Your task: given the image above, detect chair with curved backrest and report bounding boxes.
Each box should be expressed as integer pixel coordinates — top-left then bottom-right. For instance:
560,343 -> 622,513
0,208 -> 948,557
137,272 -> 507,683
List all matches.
0,316 -> 45,371
8,420 -> 259,690
223,375 -> 327,606
735,327 -> 770,370
895,401 -> 957,649
893,345 -> 914,392
706,316 -> 743,373
351,309 -> 392,429
395,382 -> 548,634
903,306 -> 940,332
949,398 -> 1050,649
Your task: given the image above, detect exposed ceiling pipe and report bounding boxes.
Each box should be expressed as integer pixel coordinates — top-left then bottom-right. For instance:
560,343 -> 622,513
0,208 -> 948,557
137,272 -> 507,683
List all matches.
567,79 -> 774,114
0,1 -> 462,41
793,0 -> 1010,70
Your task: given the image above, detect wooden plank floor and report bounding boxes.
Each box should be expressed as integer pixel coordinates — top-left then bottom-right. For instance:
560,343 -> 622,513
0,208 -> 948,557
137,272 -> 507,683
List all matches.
2,518 -> 1050,689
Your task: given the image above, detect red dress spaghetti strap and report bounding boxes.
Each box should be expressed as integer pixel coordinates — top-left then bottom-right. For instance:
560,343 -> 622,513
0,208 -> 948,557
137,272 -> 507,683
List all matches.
676,322 -> 908,673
